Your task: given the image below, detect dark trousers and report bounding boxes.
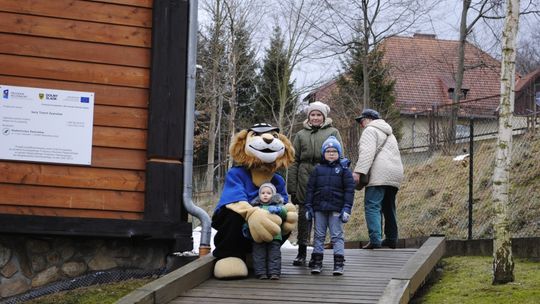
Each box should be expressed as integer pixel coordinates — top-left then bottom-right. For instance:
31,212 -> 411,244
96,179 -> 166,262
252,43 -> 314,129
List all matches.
212,208 -> 251,259
364,186 -> 399,244
252,240 -> 282,276
297,204 -> 313,246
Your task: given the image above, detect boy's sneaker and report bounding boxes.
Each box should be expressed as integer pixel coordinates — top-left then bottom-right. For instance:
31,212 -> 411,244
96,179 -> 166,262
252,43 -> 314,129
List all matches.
269,274 -> 280,280
257,274 -> 268,280
311,264 -> 322,274
333,265 -> 344,276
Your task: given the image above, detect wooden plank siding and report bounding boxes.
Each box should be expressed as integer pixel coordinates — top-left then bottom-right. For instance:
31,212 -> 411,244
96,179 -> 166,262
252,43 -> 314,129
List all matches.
0,0 -> 152,27
0,0 -> 191,245
0,162 -> 145,190
95,0 -> 153,8
0,12 -> 151,47
0,33 -> 151,68
0,205 -> 142,220
0,75 -> 149,108
92,147 -> 146,170
0,54 -> 149,87
0,184 -> 144,211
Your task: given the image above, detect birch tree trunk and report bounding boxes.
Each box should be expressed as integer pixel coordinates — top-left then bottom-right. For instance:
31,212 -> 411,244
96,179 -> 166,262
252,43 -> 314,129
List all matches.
492,0 -> 520,285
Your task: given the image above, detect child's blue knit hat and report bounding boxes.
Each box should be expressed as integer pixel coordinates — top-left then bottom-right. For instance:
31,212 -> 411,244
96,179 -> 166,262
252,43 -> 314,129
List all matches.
321,136 -> 342,157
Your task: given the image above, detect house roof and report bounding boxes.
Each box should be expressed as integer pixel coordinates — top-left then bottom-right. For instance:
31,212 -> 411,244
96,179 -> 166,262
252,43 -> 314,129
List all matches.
514,67 -> 540,115
515,67 -> 540,92
305,34 -> 504,118
381,34 -> 501,117
304,79 -> 338,103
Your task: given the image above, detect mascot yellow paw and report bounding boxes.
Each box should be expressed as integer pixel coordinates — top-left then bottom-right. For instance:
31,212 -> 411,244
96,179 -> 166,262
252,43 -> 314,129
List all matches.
282,202 -> 298,235
214,257 -> 248,279
248,209 -> 282,243
226,201 -> 282,243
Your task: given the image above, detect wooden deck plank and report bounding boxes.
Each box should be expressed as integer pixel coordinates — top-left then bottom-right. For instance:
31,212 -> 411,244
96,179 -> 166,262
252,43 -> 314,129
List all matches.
382,236 -> 445,303
171,299 -> 379,304
117,237 -> 445,304
171,248 -> 415,304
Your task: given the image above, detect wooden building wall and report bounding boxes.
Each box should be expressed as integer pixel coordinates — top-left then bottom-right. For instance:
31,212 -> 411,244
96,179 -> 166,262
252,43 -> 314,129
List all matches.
0,0 -> 192,243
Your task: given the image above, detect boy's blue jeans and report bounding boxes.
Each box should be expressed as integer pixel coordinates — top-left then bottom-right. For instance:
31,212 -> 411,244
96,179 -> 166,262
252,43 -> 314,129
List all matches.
313,211 -> 344,255
364,186 -> 399,245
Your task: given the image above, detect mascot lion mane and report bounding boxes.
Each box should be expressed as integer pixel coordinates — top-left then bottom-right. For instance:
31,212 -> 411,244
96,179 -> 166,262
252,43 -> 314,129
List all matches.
211,123 -> 297,279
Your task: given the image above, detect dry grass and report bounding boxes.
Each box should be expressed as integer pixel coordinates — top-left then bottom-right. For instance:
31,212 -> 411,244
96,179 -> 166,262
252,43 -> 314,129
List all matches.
345,133 -> 540,241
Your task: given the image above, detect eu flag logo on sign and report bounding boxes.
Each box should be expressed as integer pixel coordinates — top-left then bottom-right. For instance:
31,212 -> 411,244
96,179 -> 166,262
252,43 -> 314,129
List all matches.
80,97 -> 89,103
2,89 -> 8,99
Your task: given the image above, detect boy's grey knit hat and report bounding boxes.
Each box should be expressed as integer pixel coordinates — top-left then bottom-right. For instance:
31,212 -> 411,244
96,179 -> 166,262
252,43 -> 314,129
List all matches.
259,182 -> 277,196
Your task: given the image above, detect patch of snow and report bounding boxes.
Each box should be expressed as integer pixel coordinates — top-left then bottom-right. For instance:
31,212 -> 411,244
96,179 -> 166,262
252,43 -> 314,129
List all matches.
189,226 -> 308,254
453,154 -> 469,161
191,226 -> 217,254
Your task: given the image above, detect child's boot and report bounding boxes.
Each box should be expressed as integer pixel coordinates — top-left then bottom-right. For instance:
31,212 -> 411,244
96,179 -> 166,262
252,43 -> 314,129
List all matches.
308,253 -> 316,268
308,252 -> 316,268
333,254 -> 345,275
293,244 -> 307,266
310,253 -> 323,274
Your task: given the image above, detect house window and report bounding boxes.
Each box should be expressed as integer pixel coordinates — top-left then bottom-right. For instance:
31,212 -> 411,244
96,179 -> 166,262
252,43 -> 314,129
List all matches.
448,88 -> 469,100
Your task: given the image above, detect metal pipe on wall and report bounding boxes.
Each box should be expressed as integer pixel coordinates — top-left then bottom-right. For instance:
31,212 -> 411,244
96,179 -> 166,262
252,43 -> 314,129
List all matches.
183,0 -> 212,255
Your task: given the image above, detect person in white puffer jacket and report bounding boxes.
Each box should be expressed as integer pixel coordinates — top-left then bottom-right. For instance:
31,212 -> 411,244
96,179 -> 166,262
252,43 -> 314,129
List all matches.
353,109 -> 403,249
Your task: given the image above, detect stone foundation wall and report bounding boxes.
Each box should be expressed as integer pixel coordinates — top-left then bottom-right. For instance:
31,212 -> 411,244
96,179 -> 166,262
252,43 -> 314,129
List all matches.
0,234 -> 172,299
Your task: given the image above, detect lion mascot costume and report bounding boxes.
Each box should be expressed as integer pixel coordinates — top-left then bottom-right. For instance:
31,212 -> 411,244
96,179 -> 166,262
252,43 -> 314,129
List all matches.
212,123 -> 297,279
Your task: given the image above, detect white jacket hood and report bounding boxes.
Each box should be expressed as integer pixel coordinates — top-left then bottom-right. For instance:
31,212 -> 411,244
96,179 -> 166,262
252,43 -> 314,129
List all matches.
368,119 -> 393,136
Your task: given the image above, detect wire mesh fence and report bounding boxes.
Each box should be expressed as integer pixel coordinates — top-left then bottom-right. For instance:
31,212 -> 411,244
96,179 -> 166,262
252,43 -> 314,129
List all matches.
345,102 -> 540,242
192,104 -> 540,243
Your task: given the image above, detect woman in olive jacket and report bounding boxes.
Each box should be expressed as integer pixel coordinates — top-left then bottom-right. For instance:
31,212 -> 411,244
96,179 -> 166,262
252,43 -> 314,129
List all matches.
287,101 -> 344,266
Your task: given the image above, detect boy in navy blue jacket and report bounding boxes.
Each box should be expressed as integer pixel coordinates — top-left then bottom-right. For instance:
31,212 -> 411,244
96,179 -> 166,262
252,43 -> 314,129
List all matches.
305,136 -> 355,275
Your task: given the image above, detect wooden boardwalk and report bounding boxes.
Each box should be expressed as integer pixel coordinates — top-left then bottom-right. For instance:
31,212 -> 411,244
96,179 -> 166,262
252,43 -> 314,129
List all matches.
118,237 -> 445,304
170,248 -> 416,304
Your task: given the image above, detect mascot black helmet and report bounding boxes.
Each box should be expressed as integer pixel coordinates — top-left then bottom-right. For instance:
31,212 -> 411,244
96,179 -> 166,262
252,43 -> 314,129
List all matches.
249,123 -> 279,134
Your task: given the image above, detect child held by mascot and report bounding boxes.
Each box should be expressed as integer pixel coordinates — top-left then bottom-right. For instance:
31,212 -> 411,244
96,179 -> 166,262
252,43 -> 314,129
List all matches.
245,182 -> 288,280
211,123 -> 297,279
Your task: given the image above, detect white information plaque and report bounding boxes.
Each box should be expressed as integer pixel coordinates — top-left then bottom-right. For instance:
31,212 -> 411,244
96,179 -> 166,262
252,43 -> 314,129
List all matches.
1,84 -> 94,165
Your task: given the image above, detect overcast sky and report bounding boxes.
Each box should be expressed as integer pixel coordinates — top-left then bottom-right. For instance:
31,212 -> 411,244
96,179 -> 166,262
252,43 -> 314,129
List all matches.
289,0 -> 460,95
291,0 -> 538,96
197,0 -> 539,97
